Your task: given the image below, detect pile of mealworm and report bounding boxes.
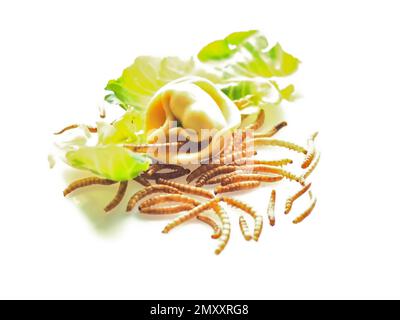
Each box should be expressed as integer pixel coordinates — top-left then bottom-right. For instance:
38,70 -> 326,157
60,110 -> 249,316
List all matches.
62,110 -> 320,255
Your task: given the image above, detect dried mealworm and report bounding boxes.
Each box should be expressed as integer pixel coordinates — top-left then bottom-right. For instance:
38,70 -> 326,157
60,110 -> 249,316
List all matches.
140,204 -> 195,215
156,178 -> 214,199
303,153 -> 321,180
239,216 -> 252,241
196,166 -> 239,187
54,124 -> 79,135
197,215 -> 222,239
186,164 -> 220,183
213,203 -> 231,255
63,177 -> 116,196
253,215 -> 264,241
267,190 -> 276,226
302,132 -> 318,169
215,181 -> 261,195
162,198 -> 220,233
285,182 -> 312,215
221,174 -> 283,186
254,121 -> 288,138
253,138 -> 307,154
104,181 -> 128,213
293,198 -> 317,224
239,165 -> 304,184
126,185 -> 181,212
139,194 -> 201,210
133,175 -> 151,187
247,109 -> 265,131
239,158 -> 293,167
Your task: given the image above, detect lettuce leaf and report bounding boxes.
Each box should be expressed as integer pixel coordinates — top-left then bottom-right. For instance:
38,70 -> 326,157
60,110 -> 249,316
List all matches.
66,145 -> 150,181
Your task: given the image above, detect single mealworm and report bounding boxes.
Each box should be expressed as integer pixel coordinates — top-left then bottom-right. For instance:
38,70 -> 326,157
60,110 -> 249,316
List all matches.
146,164 -> 186,176
146,164 -> 163,177
253,215 -> 264,242
239,158 -> 293,167
162,198 -> 220,233
254,121 -> 288,138
54,124 -> 79,135
239,216 -> 252,241
303,152 -> 321,180
133,175 -> 151,187
221,174 -> 283,186
197,215 -> 222,239
302,132 -> 318,169
205,172 -> 238,185
285,182 -> 312,214
293,198 -> 317,224
143,168 -> 191,180
253,138 -> 307,154
247,109 -> 265,131
104,181 -> 128,213
267,190 -> 276,226
126,185 -> 181,212
140,204 -> 195,215
239,165 -> 304,184
156,178 -> 214,199
215,181 -> 261,195
196,166 -> 239,187
220,197 -> 256,218
63,177 -> 116,196
186,164 -> 220,183
139,194 -> 201,210
213,203 -> 231,255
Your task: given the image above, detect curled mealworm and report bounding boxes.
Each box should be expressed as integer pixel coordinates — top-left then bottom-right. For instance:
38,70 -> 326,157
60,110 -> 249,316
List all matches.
104,181 -> 128,213
302,132 -> 318,169
186,164 -> 220,183
293,198 -> 317,224
197,215 -> 222,239
239,158 -> 293,167
253,215 -> 264,242
215,181 -> 261,195
253,138 -> 307,154
156,178 -> 214,199
162,198 -> 220,233
254,121 -> 288,138
63,177 -> 116,196
140,204 -> 195,215
303,152 -> 321,180
139,194 -> 201,210
239,216 -> 252,241
196,166 -> 239,187
133,175 -> 151,187
267,190 -> 276,226
126,185 -> 181,212
221,174 -> 283,186
213,203 -> 231,255
285,182 -> 312,215
247,109 -> 265,131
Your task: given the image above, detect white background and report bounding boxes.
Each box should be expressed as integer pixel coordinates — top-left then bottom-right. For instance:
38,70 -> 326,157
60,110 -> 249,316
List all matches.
1,0 -> 399,300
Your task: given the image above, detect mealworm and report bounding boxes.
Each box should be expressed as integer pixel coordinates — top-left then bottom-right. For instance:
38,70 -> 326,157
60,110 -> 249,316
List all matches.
285,182 -> 312,215
221,197 -> 256,218
54,124 -> 79,135
63,177 -> 116,196
302,132 -> 318,169
140,204 -> 195,215
239,216 -> 252,241
139,194 -> 201,210
104,181 -> 128,213
247,109 -> 265,131
239,165 -> 304,184
147,164 -> 186,176
162,198 -> 220,233
133,175 -> 151,187
156,178 -> 214,199
144,168 -> 191,180
303,153 -> 321,180
221,174 -> 283,186
197,215 -> 222,239
239,158 -> 293,167
205,172 -> 238,185
126,185 -> 181,212
253,215 -> 264,242
254,121 -> 288,138
186,164 -> 220,183
213,203 -> 231,255
215,181 -> 261,195
196,166 -> 239,187
267,190 -> 276,226
293,198 -> 317,224
253,138 -> 307,154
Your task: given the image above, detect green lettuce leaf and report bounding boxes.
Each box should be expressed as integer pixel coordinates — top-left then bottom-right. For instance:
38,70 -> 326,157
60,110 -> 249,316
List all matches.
66,145 -> 150,181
